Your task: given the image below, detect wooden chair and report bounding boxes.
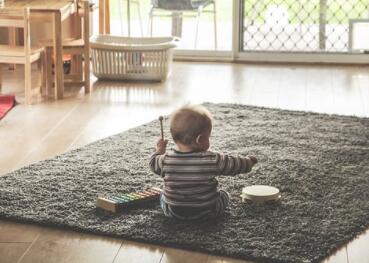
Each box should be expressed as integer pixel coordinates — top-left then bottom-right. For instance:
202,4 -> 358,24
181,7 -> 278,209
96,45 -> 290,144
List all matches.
148,0 -> 217,49
0,8 -> 46,105
43,0 -> 90,96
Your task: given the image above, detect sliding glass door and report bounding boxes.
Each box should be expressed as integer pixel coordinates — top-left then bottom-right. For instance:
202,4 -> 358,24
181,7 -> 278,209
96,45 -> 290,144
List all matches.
92,0 -> 369,62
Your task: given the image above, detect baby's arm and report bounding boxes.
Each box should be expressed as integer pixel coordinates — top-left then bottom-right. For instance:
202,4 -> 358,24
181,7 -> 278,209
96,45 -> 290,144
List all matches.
215,153 -> 257,176
149,138 -> 168,175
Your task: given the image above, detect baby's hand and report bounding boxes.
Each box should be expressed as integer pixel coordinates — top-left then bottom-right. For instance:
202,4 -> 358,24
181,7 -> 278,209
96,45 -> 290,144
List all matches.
156,138 -> 168,154
248,155 -> 258,164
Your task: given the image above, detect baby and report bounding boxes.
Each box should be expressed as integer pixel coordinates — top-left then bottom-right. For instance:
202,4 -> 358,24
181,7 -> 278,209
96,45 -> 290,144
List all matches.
149,105 -> 257,220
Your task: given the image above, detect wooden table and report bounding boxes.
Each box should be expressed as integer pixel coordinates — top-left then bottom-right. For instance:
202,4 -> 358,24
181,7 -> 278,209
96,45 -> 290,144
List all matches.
0,0 -> 77,100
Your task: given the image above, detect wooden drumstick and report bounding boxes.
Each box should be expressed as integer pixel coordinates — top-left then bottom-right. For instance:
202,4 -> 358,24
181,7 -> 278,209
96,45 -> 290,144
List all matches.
159,116 -> 164,140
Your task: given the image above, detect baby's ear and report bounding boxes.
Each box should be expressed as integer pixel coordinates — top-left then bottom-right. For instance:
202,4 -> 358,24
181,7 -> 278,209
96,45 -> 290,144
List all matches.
195,134 -> 203,145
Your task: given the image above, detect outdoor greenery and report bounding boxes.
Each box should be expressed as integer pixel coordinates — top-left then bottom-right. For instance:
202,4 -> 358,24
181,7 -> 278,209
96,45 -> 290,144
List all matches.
108,0 -> 369,26
244,0 -> 369,24
108,0 -> 232,22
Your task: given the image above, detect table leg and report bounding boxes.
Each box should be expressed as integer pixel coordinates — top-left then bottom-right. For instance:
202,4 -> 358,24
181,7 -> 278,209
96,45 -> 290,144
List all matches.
171,12 -> 182,38
72,8 -> 82,82
53,11 -> 64,100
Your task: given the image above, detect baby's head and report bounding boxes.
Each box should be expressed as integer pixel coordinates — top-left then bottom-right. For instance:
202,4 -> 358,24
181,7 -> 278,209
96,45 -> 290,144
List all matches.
170,105 -> 212,152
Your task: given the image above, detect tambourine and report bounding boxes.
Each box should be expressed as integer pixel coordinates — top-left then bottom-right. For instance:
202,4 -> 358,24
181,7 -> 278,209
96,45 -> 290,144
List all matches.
240,185 -> 281,203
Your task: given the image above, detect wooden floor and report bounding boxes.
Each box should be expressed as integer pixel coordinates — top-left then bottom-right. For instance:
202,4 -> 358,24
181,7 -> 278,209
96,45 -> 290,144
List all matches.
1,62 -> 369,263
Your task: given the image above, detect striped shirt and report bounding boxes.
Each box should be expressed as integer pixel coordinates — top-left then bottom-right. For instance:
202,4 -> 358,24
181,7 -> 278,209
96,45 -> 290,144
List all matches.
149,149 -> 255,208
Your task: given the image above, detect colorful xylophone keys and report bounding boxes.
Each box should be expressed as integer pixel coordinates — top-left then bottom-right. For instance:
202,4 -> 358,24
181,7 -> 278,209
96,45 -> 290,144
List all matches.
96,187 -> 162,213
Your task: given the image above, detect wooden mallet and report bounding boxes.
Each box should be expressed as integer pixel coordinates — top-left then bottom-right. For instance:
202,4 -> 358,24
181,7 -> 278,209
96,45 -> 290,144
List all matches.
159,116 -> 164,140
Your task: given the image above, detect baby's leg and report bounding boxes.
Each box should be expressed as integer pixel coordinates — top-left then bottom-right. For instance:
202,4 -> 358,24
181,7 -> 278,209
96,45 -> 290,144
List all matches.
160,193 -> 173,217
160,191 -> 230,220
160,194 -> 212,220
214,190 -> 230,217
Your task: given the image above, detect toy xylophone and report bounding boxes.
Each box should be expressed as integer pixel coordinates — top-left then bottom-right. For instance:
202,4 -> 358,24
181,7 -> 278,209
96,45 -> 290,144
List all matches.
96,187 -> 162,213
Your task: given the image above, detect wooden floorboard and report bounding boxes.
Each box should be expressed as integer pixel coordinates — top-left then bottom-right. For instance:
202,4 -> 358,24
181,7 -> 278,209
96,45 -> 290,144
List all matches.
1,62 -> 369,263
17,228 -> 122,263
0,243 -> 32,263
0,221 -> 42,243
113,240 -> 164,263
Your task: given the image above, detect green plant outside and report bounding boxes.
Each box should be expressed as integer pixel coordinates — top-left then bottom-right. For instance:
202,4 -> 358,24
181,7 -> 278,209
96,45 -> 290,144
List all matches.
244,0 -> 369,24
107,0 -> 369,26
108,0 -> 232,23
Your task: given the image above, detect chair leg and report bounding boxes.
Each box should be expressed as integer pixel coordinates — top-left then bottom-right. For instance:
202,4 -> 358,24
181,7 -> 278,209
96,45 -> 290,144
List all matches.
8,28 -> 17,71
213,1 -> 218,50
70,55 -> 76,80
195,6 -> 203,49
73,55 -> 83,81
46,48 -> 53,98
127,0 -> 131,36
133,0 -> 143,37
148,8 -> 154,36
42,52 -> 48,96
40,52 -> 47,96
84,59 -> 90,94
84,51 -> 90,93
118,0 -> 124,35
25,61 -> 32,105
83,0 -> 90,93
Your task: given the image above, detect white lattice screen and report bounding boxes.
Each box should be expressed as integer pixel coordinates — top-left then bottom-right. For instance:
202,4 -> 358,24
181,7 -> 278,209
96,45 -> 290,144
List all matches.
242,0 -> 369,53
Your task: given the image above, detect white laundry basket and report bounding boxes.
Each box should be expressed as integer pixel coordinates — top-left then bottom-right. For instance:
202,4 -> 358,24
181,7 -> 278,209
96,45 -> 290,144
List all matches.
90,35 -> 178,81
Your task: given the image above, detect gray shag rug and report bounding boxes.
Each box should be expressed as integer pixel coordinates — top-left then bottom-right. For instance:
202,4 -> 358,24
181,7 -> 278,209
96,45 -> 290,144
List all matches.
1,103 -> 369,263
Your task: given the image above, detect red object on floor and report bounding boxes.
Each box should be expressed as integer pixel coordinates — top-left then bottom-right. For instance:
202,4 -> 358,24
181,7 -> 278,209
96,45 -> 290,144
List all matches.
0,95 -> 16,120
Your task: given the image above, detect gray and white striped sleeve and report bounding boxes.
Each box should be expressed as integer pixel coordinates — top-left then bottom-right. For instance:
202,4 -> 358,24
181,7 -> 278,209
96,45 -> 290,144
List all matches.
149,152 -> 165,176
215,153 -> 254,175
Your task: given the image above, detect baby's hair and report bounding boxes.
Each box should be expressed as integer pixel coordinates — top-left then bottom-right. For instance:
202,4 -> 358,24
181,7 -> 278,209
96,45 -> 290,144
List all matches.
170,105 -> 212,145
